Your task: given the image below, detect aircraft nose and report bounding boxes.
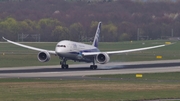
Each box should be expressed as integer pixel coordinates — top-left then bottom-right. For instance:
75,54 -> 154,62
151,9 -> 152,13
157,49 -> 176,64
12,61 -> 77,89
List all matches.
55,42 -> 69,54
55,47 -> 68,54
55,47 -> 62,53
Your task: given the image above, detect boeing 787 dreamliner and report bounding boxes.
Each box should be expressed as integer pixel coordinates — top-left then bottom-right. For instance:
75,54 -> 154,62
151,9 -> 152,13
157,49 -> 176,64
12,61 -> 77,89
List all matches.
3,22 -> 167,69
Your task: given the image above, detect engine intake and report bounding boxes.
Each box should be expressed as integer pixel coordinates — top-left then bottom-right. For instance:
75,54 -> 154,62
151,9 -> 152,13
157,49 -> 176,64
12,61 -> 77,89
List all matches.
96,53 -> 110,64
37,51 -> 51,62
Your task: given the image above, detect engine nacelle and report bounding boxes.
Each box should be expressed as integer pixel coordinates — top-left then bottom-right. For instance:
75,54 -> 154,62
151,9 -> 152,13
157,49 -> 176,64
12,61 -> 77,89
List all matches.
96,53 -> 110,64
37,51 -> 51,62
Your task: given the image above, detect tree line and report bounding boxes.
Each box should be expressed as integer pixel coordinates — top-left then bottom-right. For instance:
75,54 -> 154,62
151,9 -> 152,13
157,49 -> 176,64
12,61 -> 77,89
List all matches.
0,18 -> 122,42
0,0 -> 180,42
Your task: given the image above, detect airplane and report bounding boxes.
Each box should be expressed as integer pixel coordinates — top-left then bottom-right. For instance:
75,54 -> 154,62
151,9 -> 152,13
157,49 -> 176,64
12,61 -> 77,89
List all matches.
3,22 -> 167,69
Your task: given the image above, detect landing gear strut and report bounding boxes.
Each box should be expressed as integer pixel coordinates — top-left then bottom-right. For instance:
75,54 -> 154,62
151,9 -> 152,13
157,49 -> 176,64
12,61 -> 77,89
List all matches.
90,60 -> 97,69
60,58 -> 69,69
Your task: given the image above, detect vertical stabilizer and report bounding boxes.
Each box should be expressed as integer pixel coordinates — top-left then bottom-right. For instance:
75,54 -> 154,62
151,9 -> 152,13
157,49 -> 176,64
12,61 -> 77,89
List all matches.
92,22 -> 101,47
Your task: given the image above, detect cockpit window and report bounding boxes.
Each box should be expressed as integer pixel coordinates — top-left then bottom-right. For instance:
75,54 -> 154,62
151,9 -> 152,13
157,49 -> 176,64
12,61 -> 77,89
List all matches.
57,45 -> 66,47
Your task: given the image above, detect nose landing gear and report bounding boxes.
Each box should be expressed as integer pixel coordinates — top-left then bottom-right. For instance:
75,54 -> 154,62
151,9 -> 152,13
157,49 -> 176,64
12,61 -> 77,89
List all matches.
60,58 -> 69,69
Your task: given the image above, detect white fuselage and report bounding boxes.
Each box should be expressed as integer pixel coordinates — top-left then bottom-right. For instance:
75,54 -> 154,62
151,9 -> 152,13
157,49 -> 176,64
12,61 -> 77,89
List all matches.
55,40 -> 100,62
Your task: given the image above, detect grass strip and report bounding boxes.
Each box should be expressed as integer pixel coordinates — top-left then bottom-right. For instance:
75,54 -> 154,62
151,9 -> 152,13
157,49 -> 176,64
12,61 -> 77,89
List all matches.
0,72 -> 180,101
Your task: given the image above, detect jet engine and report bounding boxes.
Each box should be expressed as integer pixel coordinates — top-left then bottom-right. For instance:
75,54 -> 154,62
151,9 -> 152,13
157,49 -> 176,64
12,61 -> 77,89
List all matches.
96,53 -> 110,64
37,51 -> 51,62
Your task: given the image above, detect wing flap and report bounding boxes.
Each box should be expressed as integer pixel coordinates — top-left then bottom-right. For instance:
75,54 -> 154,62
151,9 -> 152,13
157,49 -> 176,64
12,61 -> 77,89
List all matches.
2,37 -> 56,54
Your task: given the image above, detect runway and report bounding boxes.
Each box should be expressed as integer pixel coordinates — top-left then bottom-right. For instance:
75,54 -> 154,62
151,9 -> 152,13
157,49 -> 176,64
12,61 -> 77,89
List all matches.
0,60 -> 180,78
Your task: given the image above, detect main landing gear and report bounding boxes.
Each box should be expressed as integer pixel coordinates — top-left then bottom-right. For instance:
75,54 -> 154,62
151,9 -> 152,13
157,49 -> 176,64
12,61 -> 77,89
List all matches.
90,60 -> 97,69
90,65 -> 97,69
60,58 -> 69,69
60,57 -> 98,69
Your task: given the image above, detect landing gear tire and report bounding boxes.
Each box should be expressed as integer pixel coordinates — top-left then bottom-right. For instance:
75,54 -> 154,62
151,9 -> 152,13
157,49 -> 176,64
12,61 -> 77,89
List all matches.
60,58 -> 68,69
90,65 -> 97,69
61,64 -> 69,69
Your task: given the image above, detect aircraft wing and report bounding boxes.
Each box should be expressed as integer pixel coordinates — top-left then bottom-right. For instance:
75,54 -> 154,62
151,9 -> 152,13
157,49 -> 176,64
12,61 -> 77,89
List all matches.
2,37 -> 56,54
82,44 -> 166,56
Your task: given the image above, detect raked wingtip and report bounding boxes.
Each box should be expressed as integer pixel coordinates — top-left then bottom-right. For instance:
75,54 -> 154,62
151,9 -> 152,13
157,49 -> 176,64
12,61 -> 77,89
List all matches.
2,37 -> 7,41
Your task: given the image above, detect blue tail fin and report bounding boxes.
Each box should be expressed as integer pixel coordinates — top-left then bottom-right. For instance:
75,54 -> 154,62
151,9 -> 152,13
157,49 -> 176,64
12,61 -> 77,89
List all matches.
92,22 -> 101,48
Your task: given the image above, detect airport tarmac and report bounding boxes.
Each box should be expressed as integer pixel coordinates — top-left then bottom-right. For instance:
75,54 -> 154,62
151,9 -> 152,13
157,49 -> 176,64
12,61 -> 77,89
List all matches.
0,59 -> 180,78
